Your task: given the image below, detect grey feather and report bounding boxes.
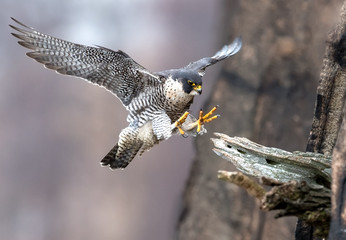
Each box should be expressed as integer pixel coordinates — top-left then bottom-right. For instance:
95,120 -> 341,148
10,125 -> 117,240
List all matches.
101,126 -> 144,169
10,17 -> 161,106
183,37 -> 242,76
10,18 -> 242,169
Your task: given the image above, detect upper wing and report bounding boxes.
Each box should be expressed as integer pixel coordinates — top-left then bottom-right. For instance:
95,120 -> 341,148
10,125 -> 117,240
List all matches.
9,18 -> 161,106
183,37 -> 242,76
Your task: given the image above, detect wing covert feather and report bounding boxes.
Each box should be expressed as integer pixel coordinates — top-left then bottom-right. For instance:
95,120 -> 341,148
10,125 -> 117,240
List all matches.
10,18 -> 160,106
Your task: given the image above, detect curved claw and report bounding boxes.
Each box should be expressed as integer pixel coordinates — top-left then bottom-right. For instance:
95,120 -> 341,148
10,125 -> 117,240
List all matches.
174,107 -> 219,136
181,132 -> 188,138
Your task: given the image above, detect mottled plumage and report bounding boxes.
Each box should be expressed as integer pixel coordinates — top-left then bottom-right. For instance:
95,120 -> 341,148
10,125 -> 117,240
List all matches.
10,18 -> 242,169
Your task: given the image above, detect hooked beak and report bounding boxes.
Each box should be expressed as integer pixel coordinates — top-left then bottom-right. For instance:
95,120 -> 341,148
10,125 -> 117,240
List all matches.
193,85 -> 202,95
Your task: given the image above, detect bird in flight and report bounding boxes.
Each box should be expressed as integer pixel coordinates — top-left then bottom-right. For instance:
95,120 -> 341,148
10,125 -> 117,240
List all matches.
10,18 -> 242,169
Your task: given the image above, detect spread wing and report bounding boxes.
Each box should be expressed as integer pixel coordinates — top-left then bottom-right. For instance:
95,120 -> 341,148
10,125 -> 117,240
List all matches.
9,17 -> 161,106
183,37 -> 242,76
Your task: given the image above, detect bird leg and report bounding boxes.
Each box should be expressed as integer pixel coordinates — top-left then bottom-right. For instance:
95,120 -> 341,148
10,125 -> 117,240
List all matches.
174,111 -> 190,136
174,106 -> 219,136
195,106 -> 219,132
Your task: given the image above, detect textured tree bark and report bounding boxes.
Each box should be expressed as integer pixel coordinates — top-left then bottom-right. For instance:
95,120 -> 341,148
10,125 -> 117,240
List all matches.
177,1 -> 342,239
212,133 -> 332,237
329,105 -> 346,239
297,2 -> 346,239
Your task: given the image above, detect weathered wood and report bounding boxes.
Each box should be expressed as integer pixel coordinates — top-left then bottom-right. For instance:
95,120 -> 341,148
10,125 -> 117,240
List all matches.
299,2 -> 346,238
212,133 -> 332,236
212,133 -> 331,185
218,171 -> 266,199
329,105 -> 346,239
178,1 -> 342,239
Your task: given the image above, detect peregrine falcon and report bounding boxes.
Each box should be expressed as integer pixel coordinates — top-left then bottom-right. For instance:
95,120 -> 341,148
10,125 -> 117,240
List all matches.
10,18 -> 242,169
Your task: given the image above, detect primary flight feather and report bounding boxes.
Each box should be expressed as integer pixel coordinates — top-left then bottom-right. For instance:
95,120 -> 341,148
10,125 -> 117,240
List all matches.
10,18 -> 242,169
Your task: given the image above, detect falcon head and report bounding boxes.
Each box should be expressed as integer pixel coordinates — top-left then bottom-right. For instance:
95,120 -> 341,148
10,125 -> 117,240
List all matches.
171,70 -> 203,95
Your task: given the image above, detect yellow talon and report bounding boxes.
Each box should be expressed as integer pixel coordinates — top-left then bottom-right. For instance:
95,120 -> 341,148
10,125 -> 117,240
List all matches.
202,106 -> 218,120
204,115 -> 218,123
175,107 -> 219,135
196,106 -> 219,132
177,126 -> 185,135
175,111 -> 190,136
175,111 -> 189,126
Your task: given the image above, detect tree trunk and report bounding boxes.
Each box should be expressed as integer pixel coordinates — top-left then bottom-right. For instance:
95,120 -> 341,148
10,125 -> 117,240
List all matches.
177,1 -> 342,239
329,105 -> 346,239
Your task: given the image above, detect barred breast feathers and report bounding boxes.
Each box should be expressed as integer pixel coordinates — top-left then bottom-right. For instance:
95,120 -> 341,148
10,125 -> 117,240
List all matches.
126,84 -> 166,126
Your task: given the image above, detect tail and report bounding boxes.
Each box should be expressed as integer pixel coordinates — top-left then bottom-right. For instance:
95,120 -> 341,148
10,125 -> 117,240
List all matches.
100,126 -> 143,169
100,143 -> 143,169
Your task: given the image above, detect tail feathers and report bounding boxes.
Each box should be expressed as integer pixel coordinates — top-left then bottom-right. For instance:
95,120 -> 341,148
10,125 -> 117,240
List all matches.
100,143 -> 143,169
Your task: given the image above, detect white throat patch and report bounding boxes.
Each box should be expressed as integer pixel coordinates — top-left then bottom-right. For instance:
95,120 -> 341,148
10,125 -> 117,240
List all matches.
164,77 -> 193,104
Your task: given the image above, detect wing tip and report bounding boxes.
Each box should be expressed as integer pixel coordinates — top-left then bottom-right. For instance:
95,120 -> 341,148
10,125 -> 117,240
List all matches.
212,36 -> 243,60
9,17 -> 32,30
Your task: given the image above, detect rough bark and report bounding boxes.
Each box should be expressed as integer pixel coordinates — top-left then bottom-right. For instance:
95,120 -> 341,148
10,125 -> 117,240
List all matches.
329,105 -> 346,239
297,2 -> 346,238
212,133 -> 332,237
212,2 -> 346,238
178,1 -> 342,239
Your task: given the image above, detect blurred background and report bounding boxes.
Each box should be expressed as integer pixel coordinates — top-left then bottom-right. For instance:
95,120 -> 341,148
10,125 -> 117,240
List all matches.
0,0 -> 343,240
1,1 -> 225,240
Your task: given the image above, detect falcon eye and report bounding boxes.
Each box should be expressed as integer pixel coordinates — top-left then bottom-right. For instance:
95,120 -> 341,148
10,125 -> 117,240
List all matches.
187,80 -> 195,86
